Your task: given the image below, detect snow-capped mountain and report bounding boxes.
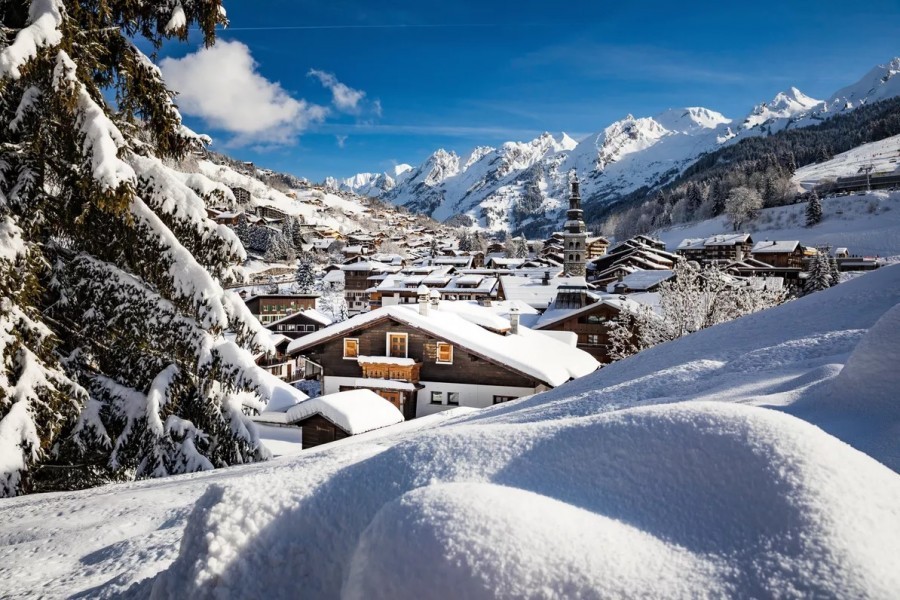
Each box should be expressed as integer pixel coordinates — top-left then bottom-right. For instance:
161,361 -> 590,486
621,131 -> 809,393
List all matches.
335,58 -> 900,234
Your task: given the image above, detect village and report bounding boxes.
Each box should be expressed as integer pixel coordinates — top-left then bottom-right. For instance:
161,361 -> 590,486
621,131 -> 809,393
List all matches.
210,176 -> 881,451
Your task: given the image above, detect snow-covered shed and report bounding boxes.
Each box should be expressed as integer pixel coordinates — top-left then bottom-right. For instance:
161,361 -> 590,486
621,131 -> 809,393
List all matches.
271,390 -> 404,449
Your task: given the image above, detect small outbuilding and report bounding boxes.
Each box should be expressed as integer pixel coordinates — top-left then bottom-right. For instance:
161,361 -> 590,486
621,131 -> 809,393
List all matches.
283,390 -> 404,449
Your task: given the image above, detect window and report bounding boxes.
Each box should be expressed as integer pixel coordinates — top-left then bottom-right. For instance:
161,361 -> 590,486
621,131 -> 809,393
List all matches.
586,334 -> 600,346
431,391 -> 443,404
388,333 -> 408,358
493,395 -> 516,404
436,342 -> 453,364
447,392 -> 459,406
343,338 -> 359,359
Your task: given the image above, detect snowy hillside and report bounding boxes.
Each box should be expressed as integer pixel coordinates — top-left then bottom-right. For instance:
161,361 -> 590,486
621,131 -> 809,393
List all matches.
2,265 -> 899,598
338,58 -> 900,234
196,159 -> 384,234
793,133 -> 900,189
654,190 -> 900,259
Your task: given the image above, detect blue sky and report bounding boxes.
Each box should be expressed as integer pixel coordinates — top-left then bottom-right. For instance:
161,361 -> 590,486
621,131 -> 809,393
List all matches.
157,0 -> 900,182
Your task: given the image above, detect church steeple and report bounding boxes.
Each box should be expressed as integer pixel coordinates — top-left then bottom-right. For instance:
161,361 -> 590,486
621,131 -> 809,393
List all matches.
563,171 -> 587,276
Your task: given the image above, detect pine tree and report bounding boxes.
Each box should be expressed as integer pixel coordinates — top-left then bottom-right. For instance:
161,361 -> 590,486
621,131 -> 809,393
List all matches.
805,191 -> 823,227
0,1 -> 286,496
295,252 -> 317,293
803,249 -> 836,296
457,230 -> 472,252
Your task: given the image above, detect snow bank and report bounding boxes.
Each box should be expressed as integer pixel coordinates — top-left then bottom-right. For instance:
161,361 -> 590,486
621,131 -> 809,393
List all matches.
789,301 -> 900,470
149,402 -> 900,598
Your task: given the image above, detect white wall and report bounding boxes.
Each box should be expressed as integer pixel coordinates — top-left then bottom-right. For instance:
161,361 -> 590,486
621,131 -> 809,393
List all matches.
322,377 -> 535,418
415,381 -> 535,418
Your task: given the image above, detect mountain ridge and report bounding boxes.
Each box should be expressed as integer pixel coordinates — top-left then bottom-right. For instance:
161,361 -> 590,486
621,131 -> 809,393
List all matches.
333,58 -> 900,235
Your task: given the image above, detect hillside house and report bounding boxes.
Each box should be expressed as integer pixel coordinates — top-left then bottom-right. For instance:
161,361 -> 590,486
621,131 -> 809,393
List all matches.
287,294 -> 598,420
585,236 -> 610,258
245,293 -> 319,325
750,240 -> 805,268
265,309 -> 332,340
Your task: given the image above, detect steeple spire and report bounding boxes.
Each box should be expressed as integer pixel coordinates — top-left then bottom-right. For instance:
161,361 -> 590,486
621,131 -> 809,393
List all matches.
563,170 -> 587,276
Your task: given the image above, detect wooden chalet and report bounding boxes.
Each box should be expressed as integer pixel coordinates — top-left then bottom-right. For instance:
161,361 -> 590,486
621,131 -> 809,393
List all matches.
585,236 -> 610,258
245,293 -> 319,325
531,282 -> 643,363
677,234 -> 754,264
287,295 -> 598,419
750,240 -> 804,268
265,309 -> 332,340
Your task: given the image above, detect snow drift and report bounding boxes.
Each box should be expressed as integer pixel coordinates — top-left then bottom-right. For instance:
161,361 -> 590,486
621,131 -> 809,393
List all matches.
149,402 -> 900,599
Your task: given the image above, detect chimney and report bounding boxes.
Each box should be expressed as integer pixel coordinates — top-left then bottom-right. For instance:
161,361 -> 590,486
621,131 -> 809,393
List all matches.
617,270 -> 624,283
430,290 -> 440,309
542,270 -> 550,286
417,285 -> 430,316
509,305 -> 520,335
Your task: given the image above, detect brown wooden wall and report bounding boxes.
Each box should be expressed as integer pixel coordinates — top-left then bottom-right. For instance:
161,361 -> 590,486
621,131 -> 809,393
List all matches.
304,317 -> 542,388
540,303 -> 621,363
300,414 -> 350,449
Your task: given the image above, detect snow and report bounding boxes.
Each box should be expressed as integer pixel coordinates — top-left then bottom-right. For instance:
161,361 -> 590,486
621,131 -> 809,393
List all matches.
338,58 -> 900,234
282,390 -> 403,434
0,0 -> 63,80
2,265 -> 900,597
793,133 -> 900,189
654,190 -> 900,260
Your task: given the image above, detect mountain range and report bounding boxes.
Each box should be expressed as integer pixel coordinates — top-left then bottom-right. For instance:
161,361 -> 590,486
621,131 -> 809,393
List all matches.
328,58 -> 900,234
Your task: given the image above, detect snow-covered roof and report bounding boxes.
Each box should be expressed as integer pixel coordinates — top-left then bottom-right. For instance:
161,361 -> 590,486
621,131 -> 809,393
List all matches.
288,304 -> 599,387
704,233 -> 752,246
499,275 -> 568,310
677,238 -> 707,251
751,240 -> 800,253
607,269 -> 674,292
266,309 -> 333,328
283,390 -> 404,434
534,294 -> 649,330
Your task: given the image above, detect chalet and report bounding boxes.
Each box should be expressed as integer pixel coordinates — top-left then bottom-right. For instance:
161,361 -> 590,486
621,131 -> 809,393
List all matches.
675,238 -> 707,263
750,240 -> 804,269
231,186 -> 251,204
532,287 -> 645,363
585,236 -> 610,258
707,234 -> 754,262
253,390 -> 404,449
245,293 -> 319,325
287,294 -> 598,420
342,261 -> 400,315
265,309 -> 332,340
256,204 -> 290,222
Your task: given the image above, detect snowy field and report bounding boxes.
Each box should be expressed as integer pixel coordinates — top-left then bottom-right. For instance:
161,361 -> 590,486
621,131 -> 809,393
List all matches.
1,267 -> 899,598
655,189 -> 900,259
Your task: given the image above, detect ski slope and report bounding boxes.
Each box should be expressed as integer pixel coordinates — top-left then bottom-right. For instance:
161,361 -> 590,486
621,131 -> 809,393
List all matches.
794,134 -> 900,189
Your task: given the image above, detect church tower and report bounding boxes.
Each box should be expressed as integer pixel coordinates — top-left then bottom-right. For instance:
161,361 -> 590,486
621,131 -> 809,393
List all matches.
563,173 -> 587,277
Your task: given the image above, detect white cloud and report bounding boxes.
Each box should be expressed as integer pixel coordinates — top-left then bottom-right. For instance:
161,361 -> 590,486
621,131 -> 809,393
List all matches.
335,135 -> 348,148
160,41 -> 327,146
308,69 -> 367,113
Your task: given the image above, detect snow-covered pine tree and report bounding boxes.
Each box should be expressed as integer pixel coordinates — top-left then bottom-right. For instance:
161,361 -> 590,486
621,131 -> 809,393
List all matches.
805,191 -> 823,227
295,252 -> 317,293
803,248 -> 836,296
0,0 -> 292,496
457,230 -> 471,252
